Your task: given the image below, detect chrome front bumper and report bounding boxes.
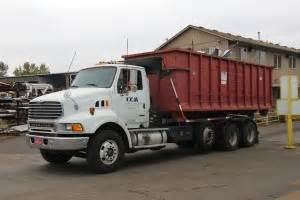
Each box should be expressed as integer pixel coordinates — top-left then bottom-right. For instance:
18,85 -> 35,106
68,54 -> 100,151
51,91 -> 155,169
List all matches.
26,134 -> 89,150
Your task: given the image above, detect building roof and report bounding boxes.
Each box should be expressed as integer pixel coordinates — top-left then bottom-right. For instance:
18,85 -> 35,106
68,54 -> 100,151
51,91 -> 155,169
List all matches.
0,71 -> 77,81
157,25 -> 300,54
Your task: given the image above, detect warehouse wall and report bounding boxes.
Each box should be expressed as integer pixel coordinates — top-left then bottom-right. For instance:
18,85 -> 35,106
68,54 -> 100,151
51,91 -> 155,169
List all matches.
161,28 -> 229,55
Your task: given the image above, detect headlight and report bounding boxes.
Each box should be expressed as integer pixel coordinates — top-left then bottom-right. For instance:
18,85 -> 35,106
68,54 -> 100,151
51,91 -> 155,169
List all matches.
65,123 -> 84,132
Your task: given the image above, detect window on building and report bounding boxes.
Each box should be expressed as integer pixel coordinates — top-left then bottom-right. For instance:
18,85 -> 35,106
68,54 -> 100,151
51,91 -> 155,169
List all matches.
289,56 -> 296,69
273,55 -> 281,69
256,50 -> 266,65
200,48 -> 209,54
199,47 -> 222,56
212,48 -> 220,56
240,47 -> 248,61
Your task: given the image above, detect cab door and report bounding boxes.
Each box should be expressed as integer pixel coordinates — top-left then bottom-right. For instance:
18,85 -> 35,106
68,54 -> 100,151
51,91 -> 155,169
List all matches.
115,68 -> 148,128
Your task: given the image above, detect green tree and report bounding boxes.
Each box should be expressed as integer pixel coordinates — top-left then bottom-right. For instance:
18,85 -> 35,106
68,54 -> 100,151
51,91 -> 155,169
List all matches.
14,62 -> 50,76
0,61 -> 8,77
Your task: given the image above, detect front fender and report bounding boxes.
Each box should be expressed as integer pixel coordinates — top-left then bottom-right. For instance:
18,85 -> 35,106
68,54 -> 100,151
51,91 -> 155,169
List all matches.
57,109 -> 132,148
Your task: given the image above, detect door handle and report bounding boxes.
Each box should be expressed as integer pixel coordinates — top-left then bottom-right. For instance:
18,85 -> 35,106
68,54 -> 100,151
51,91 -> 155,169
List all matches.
143,103 -> 145,109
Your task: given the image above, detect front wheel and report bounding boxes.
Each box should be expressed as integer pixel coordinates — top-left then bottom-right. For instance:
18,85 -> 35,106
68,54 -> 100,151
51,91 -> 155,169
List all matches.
40,150 -> 73,164
87,130 -> 125,173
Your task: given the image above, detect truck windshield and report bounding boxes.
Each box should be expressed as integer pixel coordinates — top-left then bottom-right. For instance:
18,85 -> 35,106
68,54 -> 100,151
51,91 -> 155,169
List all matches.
71,66 -> 117,88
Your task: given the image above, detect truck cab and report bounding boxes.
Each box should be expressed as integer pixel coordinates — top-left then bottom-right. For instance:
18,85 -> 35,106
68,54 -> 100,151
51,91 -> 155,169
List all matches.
26,64 -> 160,172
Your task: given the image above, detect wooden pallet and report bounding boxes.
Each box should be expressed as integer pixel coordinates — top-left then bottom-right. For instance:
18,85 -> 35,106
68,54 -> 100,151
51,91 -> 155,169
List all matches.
255,110 -> 280,126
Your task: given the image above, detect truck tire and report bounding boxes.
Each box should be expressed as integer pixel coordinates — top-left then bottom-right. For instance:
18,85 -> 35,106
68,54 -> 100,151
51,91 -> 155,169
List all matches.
194,123 -> 216,153
240,121 -> 257,147
40,150 -> 73,164
221,122 -> 240,151
87,130 -> 125,173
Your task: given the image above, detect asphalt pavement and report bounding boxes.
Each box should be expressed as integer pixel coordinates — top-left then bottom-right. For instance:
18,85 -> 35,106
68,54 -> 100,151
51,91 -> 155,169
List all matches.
0,122 -> 300,200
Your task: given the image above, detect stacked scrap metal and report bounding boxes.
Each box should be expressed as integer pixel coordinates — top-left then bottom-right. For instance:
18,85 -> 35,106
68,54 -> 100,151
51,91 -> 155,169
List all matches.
0,82 -> 53,135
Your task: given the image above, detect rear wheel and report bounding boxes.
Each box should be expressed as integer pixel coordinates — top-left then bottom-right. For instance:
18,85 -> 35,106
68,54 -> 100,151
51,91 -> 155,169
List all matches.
87,130 -> 125,173
40,150 -> 73,164
221,122 -> 240,151
240,121 -> 257,147
194,123 -> 216,153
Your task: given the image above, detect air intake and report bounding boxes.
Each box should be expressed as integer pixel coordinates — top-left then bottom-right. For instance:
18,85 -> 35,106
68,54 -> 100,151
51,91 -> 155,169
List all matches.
29,101 -> 63,120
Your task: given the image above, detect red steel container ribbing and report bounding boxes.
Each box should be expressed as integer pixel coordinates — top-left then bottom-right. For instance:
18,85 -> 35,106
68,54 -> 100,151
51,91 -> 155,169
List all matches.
125,49 -> 273,115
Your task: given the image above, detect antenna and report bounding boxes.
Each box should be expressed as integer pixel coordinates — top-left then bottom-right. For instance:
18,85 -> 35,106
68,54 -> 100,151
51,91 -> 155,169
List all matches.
65,51 -> 77,88
126,38 -> 129,56
67,51 -> 77,73
64,51 -> 79,109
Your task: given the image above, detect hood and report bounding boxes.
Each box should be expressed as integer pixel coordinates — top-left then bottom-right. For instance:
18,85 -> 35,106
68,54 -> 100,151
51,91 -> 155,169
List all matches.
31,87 -> 112,103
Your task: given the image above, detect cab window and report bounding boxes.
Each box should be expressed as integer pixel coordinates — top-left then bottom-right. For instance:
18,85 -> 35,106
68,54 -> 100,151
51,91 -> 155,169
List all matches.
117,69 -> 143,93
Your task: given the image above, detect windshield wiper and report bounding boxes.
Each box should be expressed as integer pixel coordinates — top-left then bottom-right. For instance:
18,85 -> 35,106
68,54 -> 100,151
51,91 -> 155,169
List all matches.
71,85 -> 79,88
85,83 -> 98,87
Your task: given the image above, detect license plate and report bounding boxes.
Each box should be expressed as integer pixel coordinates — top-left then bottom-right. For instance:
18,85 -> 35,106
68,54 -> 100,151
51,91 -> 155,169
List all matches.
34,137 -> 43,145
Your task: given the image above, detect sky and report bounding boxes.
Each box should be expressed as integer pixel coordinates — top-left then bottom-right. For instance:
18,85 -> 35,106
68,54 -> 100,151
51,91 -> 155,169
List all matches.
0,0 -> 299,75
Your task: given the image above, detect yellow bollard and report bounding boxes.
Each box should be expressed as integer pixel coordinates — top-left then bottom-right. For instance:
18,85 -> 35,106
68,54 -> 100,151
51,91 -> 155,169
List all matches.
285,76 -> 296,149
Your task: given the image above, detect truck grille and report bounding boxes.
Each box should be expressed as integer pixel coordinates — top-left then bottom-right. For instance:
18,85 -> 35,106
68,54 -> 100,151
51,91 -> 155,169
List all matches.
29,101 -> 63,119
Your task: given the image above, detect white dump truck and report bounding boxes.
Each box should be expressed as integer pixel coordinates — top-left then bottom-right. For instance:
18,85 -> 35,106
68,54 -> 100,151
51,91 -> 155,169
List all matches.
26,49 -> 272,173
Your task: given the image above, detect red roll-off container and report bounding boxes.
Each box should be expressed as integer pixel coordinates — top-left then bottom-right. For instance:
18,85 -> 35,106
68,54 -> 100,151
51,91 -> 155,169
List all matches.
124,49 -> 273,117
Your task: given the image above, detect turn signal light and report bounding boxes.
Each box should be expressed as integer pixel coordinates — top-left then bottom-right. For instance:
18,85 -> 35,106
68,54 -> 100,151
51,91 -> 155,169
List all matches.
71,123 -> 84,132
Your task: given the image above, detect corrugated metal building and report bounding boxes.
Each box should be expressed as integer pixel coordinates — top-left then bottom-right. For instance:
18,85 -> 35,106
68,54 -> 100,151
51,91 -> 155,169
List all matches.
0,72 -> 77,91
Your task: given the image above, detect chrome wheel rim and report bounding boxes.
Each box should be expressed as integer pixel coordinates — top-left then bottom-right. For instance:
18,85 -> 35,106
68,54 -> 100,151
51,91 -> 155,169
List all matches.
229,131 -> 238,146
203,127 -> 215,145
247,129 -> 255,143
99,140 -> 119,165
